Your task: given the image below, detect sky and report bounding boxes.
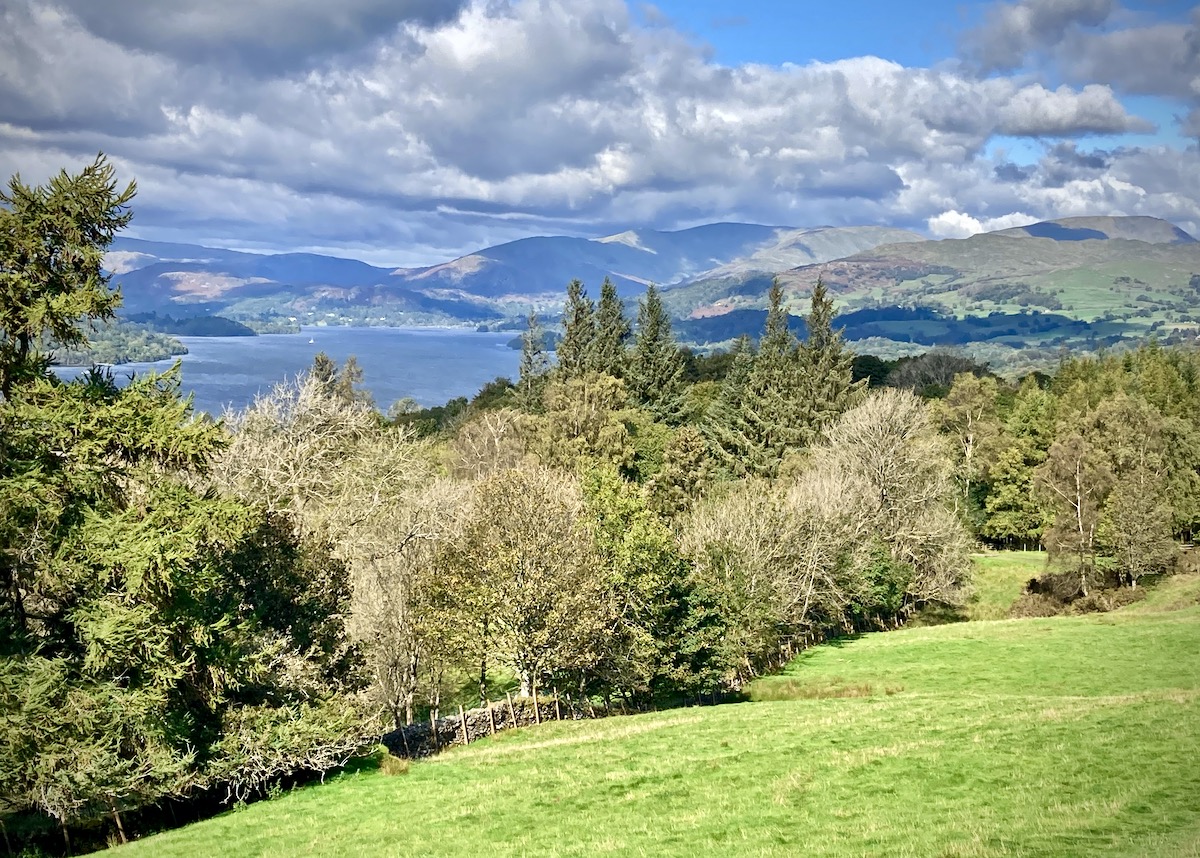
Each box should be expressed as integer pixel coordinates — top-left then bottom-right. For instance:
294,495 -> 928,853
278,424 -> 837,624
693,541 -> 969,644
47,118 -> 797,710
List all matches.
1,0 -> 1197,267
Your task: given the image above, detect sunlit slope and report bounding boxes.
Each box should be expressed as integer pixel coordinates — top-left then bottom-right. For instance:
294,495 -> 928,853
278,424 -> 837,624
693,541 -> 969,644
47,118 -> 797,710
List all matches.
115,583 -> 1200,858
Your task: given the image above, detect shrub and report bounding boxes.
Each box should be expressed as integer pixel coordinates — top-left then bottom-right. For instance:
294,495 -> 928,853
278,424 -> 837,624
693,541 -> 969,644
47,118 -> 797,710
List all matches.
1008,593 -> 1063,618
1068,587 -> 1146,615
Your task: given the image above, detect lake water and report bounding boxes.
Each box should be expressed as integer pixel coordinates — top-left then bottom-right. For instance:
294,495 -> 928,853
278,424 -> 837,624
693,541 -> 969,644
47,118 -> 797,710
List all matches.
55,327 -> 522,415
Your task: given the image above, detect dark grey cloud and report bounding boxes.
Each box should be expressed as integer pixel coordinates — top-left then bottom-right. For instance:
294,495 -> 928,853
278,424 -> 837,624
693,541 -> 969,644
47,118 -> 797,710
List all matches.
1037,141 -> 1111,186
1059,15 -> 1200,101
994,161 -> 1033,182
962,0 -> 1116,72
803,163 -> 907,200
50,0 -> 469,75
0,0 -> 1194,264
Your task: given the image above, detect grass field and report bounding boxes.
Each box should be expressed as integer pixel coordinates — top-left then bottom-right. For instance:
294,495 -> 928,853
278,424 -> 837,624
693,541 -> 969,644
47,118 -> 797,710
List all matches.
110,560 -> 1200,857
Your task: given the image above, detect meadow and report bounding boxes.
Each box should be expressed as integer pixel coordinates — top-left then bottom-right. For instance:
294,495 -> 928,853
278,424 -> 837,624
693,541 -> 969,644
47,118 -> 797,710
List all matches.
110,557 -> 1200,857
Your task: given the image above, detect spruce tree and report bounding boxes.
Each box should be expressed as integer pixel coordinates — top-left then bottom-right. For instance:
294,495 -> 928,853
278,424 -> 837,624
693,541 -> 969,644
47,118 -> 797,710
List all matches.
796,277 -> 862,442
705,335 -> 763,477
590,277 -> 631,377
628,284 -> 685,422
516,311 -> 551,412
739,278 -> 807,476
557,279 -> 595,377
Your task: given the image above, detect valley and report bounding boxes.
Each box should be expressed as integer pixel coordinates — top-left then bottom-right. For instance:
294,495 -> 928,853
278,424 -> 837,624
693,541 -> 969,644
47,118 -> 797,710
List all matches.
106,216 -> 1200,375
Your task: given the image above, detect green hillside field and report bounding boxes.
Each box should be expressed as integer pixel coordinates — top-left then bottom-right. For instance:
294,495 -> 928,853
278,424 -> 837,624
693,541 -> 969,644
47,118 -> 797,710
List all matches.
110,557 -> 1200,858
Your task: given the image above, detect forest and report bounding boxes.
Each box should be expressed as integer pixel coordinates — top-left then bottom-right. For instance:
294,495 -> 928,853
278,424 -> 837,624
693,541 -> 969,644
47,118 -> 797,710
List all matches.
3,158 -> 1198,852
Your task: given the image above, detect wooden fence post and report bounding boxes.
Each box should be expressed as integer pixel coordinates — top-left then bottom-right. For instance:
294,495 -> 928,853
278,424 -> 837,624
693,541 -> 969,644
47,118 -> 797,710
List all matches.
430,711 -> 439,752
459,704 -> 469,746
532,685 -> 541,725
553,687 -> 562,721
505,691 -> 517,727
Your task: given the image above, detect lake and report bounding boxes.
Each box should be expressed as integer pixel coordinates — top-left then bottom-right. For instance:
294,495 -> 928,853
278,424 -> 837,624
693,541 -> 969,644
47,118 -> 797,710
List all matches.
55,327 -> 523,415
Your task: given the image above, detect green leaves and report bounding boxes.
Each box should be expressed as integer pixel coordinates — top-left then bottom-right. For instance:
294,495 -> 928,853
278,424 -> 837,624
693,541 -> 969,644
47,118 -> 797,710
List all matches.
0,154 -> 135,399
0,369 -> 365,836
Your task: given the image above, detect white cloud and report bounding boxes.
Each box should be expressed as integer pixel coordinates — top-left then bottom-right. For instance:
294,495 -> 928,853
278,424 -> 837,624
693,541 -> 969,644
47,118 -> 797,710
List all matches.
927,210 -> 1038,238
0,0 -> 1194,263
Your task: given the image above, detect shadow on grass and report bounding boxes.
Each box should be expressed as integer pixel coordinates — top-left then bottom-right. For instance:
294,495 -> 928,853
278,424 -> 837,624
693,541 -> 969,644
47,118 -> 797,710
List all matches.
906,603 -> 969,627
748,677 -> 905,703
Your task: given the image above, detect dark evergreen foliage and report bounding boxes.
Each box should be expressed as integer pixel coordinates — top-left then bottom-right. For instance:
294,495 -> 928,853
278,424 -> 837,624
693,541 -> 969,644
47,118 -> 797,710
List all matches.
590,277 -> 631,377
628,285 -> 686,422
557,279 -> 596,377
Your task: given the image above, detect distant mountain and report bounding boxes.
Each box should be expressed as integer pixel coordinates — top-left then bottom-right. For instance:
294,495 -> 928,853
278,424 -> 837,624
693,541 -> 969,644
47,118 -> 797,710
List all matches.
399,223 -> 788,299
105,223 -> 918,325
991,216 -> 1196,245
667,215 -> 1200,371
108,238 -> 502,325
105,217 -> 1200,371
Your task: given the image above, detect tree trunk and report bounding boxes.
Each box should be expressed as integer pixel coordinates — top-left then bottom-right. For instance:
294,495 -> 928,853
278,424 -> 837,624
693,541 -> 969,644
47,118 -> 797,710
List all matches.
111,805 -> 127,845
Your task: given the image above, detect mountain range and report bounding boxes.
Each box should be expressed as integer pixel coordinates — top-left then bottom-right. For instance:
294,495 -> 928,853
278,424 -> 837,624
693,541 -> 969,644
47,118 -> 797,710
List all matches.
107,216 -> 1200,370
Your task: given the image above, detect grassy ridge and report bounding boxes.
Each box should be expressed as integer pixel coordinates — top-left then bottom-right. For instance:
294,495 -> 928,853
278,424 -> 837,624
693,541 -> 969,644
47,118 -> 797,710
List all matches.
113,566 -> 1200,857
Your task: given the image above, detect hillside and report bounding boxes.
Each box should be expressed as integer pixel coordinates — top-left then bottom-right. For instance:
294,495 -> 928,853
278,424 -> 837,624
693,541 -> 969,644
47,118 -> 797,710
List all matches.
665,216 -> 1200,365
113,562 -> 1200,858
991,215 -> 1197,244
103,225 -> 923,326
104,217 -> 1200,366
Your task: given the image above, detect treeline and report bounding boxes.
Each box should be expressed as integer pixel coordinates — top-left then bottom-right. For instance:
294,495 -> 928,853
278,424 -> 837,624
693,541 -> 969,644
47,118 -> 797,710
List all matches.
672,305 -> 1113,350
125,311 -> 257,337
4,156 -> 1195,852
926,342 -> 1200,611
48,318 -> 186,366
249,275 -> 973,741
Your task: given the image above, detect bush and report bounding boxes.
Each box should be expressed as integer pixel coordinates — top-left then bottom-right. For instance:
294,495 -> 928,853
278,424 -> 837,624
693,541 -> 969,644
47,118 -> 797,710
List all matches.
1067,587 -> 1146,615
1008,593 -> 1063,618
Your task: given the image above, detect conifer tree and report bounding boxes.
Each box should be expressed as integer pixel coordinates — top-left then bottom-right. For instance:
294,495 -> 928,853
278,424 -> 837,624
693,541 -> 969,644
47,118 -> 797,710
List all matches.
730,279 -> 808,477
628,284 -> 685,421
796,277 -> 862,443
705,335 -> 764,477
0,154 -> 135,399
557,279 -> 595,377
590,277 -> 631,377
516,312 -> 550,412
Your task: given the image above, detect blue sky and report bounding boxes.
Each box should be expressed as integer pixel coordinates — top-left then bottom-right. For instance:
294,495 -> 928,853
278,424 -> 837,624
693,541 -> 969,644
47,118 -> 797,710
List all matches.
641,0 -> 974,67
0,0 -> 1197,264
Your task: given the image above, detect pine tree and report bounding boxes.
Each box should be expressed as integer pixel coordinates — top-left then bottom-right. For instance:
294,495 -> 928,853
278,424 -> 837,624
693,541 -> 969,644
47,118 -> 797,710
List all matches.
628,285 -> 685,422
557,279 -> 595,377
590,277 -> 631,377
759,277 -> 796,360
516,312 -> 551,412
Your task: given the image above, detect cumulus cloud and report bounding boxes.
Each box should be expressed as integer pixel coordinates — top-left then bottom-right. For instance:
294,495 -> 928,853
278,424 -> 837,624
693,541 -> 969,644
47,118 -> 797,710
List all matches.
0,0 -> 1195,263
49,0 -> 469,74
927,210 -> 1039,238
964,1 -> 1200,138
962,0 -> 1115,72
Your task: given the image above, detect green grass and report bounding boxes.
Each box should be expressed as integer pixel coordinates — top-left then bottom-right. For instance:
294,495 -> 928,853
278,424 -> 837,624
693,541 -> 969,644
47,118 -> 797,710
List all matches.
111,569 -> 1200,857
965,550 -> 1047,620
